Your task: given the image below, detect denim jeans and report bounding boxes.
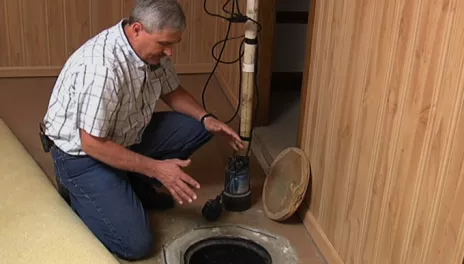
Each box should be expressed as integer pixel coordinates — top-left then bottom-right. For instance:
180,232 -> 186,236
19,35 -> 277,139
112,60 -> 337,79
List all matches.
51,111 -> 212,260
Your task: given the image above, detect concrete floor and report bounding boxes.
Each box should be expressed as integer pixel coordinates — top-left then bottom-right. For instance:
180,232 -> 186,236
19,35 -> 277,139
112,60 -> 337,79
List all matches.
252,89 -> 302,172
0,74 -> 325,264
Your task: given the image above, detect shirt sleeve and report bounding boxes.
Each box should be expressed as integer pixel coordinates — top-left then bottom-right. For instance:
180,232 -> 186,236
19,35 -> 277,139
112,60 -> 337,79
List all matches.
159,56 -> 181,95
75,65 -> 120,138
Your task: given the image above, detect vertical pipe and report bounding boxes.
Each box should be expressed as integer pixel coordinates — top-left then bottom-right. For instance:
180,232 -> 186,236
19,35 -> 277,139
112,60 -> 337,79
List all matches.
239,0 -> 259,156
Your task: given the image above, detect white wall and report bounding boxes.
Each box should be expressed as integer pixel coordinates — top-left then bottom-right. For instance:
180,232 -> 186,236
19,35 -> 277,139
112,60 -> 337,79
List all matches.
272,0 -> 310,72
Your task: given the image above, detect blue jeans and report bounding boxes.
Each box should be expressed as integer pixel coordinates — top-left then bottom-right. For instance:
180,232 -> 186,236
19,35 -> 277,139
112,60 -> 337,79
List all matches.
51,112 -> 212,260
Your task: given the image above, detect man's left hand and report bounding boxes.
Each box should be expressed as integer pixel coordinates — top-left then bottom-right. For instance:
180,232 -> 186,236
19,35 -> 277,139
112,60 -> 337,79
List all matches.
203,117 -> 245,151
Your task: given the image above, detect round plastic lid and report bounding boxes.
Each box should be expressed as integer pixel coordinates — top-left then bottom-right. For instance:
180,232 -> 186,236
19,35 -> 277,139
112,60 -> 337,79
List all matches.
262,147 -> 311,221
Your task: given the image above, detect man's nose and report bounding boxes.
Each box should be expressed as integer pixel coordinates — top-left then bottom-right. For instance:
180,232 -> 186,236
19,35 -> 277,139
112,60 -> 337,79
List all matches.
164,47 -> 173,56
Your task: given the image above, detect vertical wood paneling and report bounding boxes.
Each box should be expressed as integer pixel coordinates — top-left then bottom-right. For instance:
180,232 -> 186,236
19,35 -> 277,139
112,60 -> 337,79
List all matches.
301,0 -> 325,216
452,213 -> 464,264
319,0 -> 353,243
65,0 -> 90,57
5,0 -> 25,66
374,0 -> 435,261
363,0 -> 414,262
337,0 -> 379,260
173,0 -> 193,65
0,0 -> 9,66
191,0 -> 218,64
356,0 -> 402,262
426,4 -> 464,261
122,0 -> 135,17
21,0 -> 49,66
90,0 -> 122,36
0,0 -> 226,75
308,0 -> 335,219
46,0 -> 67,66
401,0 -> 457,262
300,0 -> 464,263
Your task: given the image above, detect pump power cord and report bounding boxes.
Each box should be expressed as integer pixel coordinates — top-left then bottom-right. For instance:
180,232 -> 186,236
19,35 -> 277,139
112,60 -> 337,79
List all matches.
202,0 -> 261,126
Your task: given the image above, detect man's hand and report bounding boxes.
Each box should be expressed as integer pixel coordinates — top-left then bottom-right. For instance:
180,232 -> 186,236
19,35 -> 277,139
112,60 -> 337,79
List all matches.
150,159 -> 200,205
203,117 -> 245,151
80,129 -> 200,205
160,87 -> 245,151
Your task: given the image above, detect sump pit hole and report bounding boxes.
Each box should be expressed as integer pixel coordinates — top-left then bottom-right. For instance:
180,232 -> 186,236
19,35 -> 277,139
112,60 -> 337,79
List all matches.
183,236 -> 272,264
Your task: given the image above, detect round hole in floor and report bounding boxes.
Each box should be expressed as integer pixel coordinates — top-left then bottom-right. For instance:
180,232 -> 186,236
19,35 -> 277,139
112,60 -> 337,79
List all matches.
183,236 -> 272,264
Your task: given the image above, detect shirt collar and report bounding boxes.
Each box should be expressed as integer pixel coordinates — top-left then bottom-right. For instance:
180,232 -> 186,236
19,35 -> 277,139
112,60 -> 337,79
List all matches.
118,19 -> 147,70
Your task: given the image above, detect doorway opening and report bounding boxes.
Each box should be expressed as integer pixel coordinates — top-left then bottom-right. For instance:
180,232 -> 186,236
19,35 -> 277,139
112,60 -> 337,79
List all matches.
251,0 -> 312,172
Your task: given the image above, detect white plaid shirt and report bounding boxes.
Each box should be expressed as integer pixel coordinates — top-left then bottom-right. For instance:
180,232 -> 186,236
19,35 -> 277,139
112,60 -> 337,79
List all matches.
43,19 -> 180,155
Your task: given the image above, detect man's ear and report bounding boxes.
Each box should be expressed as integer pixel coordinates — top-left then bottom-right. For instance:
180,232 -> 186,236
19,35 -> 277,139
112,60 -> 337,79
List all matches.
132,22 -> 144,36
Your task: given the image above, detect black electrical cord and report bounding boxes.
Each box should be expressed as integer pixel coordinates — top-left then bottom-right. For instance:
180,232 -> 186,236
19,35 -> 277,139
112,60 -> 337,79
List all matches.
201,0 -> 236,121
202,0 -> 261,126
222,0 -> 242,17
203,0 -> 231,20
211,36 -> 245,65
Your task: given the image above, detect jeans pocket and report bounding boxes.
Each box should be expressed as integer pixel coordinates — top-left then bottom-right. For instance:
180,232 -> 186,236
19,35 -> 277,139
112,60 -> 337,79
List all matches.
52,148 -> 101,182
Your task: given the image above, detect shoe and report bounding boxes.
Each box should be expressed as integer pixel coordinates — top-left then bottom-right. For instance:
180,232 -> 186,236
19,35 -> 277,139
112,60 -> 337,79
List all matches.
56,175 -> 71,205
130,176 -> 175,210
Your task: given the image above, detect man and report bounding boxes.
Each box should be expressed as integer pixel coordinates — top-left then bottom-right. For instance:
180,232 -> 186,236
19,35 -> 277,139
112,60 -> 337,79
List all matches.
42,0 -> 244,260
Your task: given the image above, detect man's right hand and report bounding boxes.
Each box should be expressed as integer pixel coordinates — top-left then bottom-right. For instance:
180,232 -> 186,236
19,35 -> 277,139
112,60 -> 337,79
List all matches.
80,129 -> 200,205
150,159 -> 200,205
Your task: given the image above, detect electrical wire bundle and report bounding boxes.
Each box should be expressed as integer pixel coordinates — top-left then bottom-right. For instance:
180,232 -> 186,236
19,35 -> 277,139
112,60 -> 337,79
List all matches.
202,0 -> 262,125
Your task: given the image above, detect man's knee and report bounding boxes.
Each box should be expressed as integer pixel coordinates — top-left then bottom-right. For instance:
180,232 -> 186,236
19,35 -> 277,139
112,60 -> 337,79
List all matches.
113,231 -> 154,260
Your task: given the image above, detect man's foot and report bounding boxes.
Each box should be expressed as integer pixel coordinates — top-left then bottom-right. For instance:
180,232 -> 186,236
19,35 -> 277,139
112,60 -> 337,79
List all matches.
56,175 -> 71,205
129,176 -> 175,210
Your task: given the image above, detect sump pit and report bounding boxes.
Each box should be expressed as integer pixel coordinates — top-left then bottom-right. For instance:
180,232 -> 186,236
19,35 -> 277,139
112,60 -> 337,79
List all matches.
184,236 -> 272,264
162,224 -> 299,264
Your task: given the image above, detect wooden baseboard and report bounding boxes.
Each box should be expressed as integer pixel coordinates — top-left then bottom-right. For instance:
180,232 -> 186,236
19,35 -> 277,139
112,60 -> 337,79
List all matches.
176,63 -> 215,74
0,63 -> 215,78
0,67 -> 62,78
297,202 -> 344,264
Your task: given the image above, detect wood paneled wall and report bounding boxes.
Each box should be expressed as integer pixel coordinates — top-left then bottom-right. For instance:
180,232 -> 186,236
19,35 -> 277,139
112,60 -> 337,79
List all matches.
0,0 -> 220,77
0,0 -> 273,124
298,0 -> 464,263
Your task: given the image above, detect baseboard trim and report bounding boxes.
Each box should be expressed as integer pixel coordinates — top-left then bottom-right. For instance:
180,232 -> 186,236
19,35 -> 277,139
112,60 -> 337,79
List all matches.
297,202 -> 344,264
0,67 -> 62,78
0,63 -> 215,78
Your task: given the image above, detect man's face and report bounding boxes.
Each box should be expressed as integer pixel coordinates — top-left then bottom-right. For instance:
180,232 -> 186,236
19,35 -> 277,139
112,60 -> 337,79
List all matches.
127,22 -> 182,65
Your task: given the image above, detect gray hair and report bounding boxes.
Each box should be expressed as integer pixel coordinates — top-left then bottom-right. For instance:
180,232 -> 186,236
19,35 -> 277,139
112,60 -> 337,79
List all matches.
129,0 -> 186,33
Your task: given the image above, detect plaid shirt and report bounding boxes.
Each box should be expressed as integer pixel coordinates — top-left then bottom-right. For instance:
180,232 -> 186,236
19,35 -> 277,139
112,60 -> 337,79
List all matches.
43,19 -> 180,155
